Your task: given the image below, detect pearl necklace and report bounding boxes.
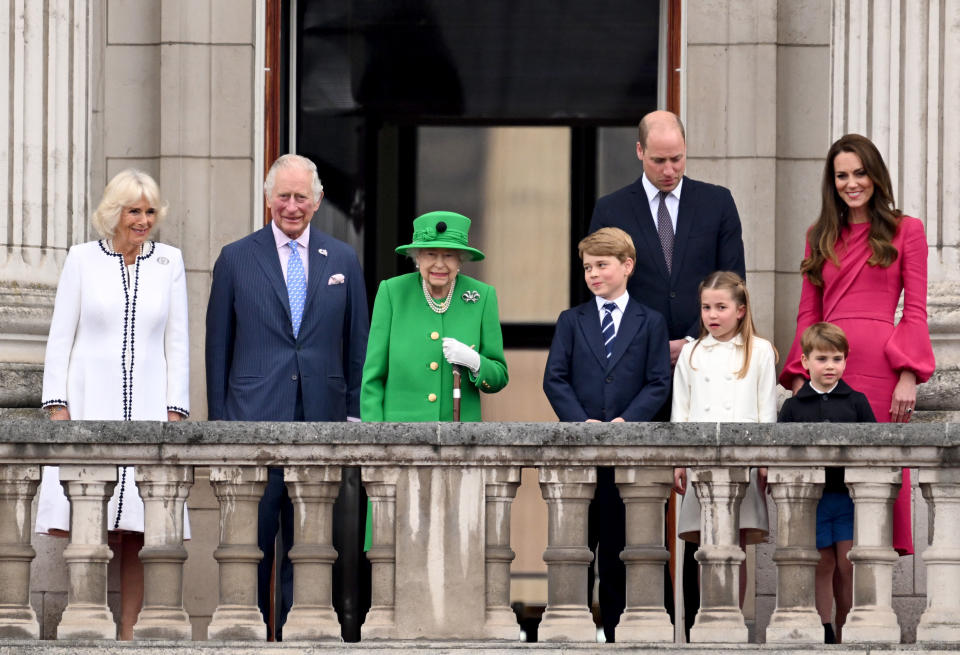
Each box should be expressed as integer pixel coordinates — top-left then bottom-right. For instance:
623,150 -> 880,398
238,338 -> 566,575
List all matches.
422,277 -> 456,314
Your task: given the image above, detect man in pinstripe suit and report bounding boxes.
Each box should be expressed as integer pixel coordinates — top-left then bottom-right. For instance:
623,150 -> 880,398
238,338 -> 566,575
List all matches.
205,154 -> 369,639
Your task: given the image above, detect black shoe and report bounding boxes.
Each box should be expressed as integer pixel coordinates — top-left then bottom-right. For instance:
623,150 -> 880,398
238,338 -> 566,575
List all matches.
823,623 -> 836,644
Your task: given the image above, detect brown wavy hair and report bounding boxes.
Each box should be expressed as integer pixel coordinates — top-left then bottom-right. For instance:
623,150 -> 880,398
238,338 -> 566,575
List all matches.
801,134 -> 902,287
690,271 -> 776,379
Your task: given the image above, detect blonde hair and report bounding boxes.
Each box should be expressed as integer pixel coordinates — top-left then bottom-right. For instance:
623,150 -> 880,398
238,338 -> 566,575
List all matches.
578,227 -> 636,266
91,169 -> 168,239
690,271 -> 776,379
801,322 -> 849,357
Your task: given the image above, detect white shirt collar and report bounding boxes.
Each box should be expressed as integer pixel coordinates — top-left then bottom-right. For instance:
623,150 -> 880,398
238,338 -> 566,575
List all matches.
641,172 -> 684,203
809,380 -> 839,395
271,220 -> 310,251
700,332 -> 745,348
595,290 -> 630,314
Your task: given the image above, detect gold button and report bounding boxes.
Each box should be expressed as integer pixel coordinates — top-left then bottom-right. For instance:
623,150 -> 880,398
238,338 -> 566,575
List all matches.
430,331 -> 440,340
428,393 -> 437,402
430,361 -> 439,370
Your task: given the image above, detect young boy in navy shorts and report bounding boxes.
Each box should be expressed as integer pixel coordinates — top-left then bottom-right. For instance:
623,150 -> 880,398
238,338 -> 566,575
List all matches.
777,322 -> 875,644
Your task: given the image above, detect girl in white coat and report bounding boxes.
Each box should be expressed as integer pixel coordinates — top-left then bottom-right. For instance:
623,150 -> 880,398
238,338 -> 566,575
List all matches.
671,271 -> 778,604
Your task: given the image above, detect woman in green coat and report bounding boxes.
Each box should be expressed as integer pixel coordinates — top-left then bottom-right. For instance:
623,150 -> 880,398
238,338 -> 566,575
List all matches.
361,211 -> 508,422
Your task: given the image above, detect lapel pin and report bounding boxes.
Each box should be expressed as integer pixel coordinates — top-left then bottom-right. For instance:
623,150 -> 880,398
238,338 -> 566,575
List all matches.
318,248 -> 328,256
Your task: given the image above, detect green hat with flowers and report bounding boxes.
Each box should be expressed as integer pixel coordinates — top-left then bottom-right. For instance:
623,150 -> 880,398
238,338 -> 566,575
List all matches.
395,211 -> 485,261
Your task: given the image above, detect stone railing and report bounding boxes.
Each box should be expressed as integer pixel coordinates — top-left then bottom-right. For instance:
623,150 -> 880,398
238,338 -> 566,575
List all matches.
0,420 -> 958,650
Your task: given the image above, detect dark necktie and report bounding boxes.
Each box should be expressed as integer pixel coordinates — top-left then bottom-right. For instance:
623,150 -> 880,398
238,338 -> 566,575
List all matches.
601,302 -> 617,359
657,191 -> 674,273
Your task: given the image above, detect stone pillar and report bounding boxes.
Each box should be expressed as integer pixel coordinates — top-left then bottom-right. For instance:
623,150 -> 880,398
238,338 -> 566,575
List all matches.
56,465 -> 117,640
0,0 -> 89,407
0,465 -> 41,638
614,467 -> 673,643
361,466 -> 401,640
843,467 -> 901,643
688,467 -> 749,643
206,465 -> 267,641
483,466 -> 521,640
537,466 -> 596,642
917,467 -> 960,642
282,465 -> 341,641
132,465 -> 193,640
765,467 -> 825,643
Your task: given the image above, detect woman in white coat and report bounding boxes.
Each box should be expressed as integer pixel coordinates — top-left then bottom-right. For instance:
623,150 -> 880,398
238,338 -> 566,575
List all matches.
38,169 -> 189,639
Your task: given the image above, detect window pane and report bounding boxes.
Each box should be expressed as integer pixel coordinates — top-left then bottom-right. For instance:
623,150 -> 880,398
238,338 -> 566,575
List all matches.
417,126 -> 570,323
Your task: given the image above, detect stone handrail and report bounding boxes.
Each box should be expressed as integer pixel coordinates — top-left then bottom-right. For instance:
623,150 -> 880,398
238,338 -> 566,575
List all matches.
0,420 -> 957,645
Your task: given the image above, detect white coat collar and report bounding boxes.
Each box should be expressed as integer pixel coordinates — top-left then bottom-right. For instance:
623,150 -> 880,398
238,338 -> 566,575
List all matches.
700,332 -> 745,349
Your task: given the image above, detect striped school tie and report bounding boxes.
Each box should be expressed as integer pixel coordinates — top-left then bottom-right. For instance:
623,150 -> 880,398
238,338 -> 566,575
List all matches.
601,302 -> 617,359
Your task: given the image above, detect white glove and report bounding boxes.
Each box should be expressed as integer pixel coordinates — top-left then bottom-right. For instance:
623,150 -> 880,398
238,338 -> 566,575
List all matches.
442,337 -> 481,374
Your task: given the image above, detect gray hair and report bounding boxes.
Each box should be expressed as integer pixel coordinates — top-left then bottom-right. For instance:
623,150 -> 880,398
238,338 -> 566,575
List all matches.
407,248 -> 470,267
263,154 -> 324,203
91,169 -> 168,239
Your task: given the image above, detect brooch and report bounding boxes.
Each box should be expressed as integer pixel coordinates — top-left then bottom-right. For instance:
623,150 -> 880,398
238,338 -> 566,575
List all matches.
462,290 -> 480,303
157,256 -> 169,265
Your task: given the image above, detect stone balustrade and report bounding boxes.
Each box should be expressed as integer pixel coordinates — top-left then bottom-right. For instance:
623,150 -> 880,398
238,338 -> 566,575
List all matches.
0,420 -> 957,650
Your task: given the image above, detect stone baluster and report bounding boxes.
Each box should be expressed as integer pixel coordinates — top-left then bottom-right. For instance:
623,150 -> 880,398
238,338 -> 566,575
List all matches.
206,466 -> 268,641
917,467 -> 960,642
614,467 -> 673,643
688,467 -> 749,643
361,466 -> 401,640
765,467 -> 825,643
483,466 -> 521,640
843,467 -> 901,643
132,465 -> 194,640
537,466 -> 596,642
282,465 -> 342,641
56,465 -> 118,639
0,465 -> 41,638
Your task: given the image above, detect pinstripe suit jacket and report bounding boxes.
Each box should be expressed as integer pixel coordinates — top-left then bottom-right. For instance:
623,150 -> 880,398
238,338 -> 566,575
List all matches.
205,223 -> 369,421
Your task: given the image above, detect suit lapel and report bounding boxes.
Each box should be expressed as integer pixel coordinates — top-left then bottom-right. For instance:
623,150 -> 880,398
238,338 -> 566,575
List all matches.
671,176 -> 695,283
576,303 -> 608,369
251,225 -> 291,321
302,225 -> 331,319
629,178 -> 671,279
607,301 -> 644,369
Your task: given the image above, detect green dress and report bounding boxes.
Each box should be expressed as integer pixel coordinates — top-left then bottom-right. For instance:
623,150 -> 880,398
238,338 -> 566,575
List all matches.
360,272 -> 509,546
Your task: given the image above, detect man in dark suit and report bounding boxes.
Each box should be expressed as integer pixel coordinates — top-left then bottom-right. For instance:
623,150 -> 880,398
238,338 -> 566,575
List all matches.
205,154 -> 369,639
588,110 -> 746,637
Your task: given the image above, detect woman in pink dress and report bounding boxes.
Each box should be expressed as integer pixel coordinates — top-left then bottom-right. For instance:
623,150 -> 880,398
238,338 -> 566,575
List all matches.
780,134 -> 935,555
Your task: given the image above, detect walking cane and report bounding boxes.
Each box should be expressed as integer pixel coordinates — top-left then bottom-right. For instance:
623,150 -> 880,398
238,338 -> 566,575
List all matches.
452,365 -> 461,422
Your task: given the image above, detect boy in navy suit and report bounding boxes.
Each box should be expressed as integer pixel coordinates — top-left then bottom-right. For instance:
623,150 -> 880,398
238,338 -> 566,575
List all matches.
543,227 -> 671,642
778,322 -> 875,644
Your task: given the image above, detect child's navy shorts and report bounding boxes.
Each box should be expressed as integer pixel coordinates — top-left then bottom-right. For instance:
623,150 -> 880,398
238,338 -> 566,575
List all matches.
816,491 -> 854,549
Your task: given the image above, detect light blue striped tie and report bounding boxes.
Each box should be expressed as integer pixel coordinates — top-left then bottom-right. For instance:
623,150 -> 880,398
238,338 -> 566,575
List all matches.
601,302 -> 617,359
286,240 -> 306,337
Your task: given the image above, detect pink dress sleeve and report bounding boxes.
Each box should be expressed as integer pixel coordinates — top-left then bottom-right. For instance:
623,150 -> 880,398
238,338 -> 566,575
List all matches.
778,240 -> 823,388
884,217 -> 935,382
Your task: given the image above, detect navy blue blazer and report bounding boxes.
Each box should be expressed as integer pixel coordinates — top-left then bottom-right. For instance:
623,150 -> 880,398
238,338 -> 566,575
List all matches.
543,297 -> 671,422
589,176 -> 745,340
205,224 -> 369,421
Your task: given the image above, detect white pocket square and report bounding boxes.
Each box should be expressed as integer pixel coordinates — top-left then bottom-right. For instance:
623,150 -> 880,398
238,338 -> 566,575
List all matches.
328,273 -> 345,285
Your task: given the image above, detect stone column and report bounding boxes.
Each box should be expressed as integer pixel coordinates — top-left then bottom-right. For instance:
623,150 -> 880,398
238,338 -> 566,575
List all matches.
361,466 -> 401,640
843,467 -> 901,643
56,465 -> 117,640
282,465 -> 342,641
206,465 -> 268,641
765,467 -> 825,643
917,467 -> 960,642
0,465 -> 41,638
537,466 -> 596,642
483,466 -> 521,640
613,466 -> 673,643
132,465 -> 193,640
0,0 -> 89,407
688,467 -> 749,643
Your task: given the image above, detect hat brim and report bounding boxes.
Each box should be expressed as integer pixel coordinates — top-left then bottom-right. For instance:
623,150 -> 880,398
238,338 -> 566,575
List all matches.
395,240 -> 485,261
